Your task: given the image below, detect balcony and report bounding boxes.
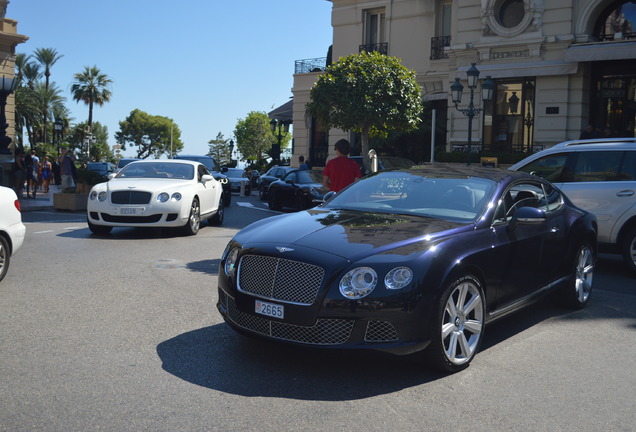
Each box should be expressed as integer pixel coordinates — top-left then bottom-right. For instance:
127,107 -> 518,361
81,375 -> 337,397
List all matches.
359,43 -> 388,55
430,36 -> 451,60
295,57 -> 327,74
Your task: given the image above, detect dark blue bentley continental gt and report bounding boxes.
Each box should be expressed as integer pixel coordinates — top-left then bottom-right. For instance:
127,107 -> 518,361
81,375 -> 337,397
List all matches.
217,164 -> 597,372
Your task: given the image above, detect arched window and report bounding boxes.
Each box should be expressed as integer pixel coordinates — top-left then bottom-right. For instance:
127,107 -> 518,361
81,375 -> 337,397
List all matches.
595,1 -> 636,41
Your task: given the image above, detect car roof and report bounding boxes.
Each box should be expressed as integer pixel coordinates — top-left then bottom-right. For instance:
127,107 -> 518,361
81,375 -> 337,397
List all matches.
552,138 -> 636,148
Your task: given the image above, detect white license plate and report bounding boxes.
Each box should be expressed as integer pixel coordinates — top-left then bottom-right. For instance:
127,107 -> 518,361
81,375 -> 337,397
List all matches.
255,300 -> 284,319
119,207 -> 144,215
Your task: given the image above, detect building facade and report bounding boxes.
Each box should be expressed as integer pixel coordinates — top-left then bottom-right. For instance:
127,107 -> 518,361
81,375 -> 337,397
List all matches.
291,0 -> 636,167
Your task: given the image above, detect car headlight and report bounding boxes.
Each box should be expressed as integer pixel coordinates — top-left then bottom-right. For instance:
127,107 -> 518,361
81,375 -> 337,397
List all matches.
224,247 -> 239,276
98,191 -> 107,202
90,191 -> 98,200
171,192 -> 182,201
385,266 -> 413,290
339,267 -> 378,299
90,191 -> 108,202
157,192 -> 169,203
309,187 -> 321,197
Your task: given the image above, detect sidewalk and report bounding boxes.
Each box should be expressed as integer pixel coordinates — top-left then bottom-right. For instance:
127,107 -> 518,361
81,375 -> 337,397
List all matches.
18,187 -> 56,212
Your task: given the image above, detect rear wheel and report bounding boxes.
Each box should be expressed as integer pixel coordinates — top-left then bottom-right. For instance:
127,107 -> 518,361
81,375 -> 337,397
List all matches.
87,219 -> 113,235
259,185 -> 267,201
268,189 -> 282,211
621,228 -> 636,274
209,195 -> 224,226
0,235 -> 10,282
427,274 -> 485,373
182,198 -> 200,235
558,243 -> 594,309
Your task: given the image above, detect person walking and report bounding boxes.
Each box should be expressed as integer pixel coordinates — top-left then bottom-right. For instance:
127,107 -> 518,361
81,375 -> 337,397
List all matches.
299,155 -> 310,170
28,149 -> 40,198
58,147 -> 76,191
13,150 -> 26,199
322,139 -> 361,193
41,156 -> 52,193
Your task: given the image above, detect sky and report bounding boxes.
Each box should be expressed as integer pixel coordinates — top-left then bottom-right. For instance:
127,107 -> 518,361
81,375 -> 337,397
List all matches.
9,0 -> 333,157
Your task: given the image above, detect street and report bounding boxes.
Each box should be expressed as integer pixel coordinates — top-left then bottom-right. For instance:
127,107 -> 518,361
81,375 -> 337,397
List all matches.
1,193 -> 635,432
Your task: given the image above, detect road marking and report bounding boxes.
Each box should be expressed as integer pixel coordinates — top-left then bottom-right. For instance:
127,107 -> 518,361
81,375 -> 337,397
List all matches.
235,202 -> 276,212
33,230 -> 54,234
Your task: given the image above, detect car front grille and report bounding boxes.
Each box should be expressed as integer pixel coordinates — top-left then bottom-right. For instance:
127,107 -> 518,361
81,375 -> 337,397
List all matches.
221,292 -> 353,345
111,190 -> 152,205
238,255 -> 324,305
364,321 -> 399,342
100,214 -> 162,223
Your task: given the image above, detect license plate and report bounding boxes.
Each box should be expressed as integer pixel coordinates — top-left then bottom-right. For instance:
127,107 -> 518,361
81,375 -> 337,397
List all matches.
255,300 -> 284,319
119,207 -> 143,215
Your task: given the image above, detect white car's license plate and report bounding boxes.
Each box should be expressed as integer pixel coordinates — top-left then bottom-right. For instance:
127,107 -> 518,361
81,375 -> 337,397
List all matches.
255,300 -> 284,319
119,207 -> 144,215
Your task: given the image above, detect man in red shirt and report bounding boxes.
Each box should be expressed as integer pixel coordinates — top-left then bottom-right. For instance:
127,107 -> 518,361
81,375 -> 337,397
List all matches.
322,139 -> 361,192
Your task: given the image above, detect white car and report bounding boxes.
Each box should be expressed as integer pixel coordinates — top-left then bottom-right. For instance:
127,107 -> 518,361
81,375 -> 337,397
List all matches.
0,186 -> 26,282
87,160 -> 224,235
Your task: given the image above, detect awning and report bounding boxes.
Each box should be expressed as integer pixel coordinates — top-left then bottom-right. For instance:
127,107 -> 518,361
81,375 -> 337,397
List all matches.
268,99 -> 293,121
457,60 -> 578,78
565,41 -> 636,62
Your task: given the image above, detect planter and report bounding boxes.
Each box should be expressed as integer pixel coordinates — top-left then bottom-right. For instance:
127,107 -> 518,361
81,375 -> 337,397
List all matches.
54,193 -> 89,211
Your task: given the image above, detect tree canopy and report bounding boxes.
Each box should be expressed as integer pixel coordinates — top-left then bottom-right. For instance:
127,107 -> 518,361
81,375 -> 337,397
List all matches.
71,65 -> 113,131
234,111 -> 279,165
208,132 -> 233,166
306,51 -> 423,163
115,109 -> 183,159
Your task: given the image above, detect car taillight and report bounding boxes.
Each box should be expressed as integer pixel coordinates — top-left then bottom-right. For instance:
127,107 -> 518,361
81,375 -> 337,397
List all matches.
14,199 -> 21,212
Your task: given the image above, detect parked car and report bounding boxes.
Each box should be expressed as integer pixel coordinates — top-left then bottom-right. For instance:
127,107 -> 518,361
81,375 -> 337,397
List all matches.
0,186 -> 26,283
172,154 -> 231,206
87,161 -> 115,178
249,170 -> 260,189
257,166 -> 295,200
87,160 -> 224,236
267,169 -> 329,211
115,158 -> 140,172
510,138 -> 636,273
217,164 -> 597,372
350,155 -> 416,176
224,168 -> 252,196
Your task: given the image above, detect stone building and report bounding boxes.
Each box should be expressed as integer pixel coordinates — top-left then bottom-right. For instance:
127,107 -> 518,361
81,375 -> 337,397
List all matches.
289,0 -> 636,167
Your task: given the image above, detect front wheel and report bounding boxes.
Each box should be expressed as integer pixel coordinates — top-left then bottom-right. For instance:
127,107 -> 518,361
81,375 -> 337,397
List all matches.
0,235 -> 10,283
621,228 -> 636,274
268,189 -> 282,211
558,244 -> 595,309
87,219 -> 113,235
427,274 -> 485,373
258,185 -> 267,201
182,198 -> 201,235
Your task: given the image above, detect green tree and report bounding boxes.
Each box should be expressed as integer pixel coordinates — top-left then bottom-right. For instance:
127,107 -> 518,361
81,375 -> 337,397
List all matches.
207,132 -> 232,166
234,111 -> 278,165
306,51 -> 423,165
115,109 -> 183,159
21,62 -> 41,89
33,47 -> 63,90
67,122 -> 112,162
70,65 -> 112,131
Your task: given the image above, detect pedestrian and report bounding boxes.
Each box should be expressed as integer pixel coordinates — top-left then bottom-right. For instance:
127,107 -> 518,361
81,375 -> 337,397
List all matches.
41,155 -> 52,193
299,155 -> 310,170
322,139 -> 362,192
579,124 -> 600,140
13,150 -> 26,199
58,147 -> 76,191
28,149 -> 40,198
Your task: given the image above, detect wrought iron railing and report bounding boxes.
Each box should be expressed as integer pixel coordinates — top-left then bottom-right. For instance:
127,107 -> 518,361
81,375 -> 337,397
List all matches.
597,31 -> 636,42
359,43 -> 388,55
295,57 -> 327,74
430,36 -> 451,60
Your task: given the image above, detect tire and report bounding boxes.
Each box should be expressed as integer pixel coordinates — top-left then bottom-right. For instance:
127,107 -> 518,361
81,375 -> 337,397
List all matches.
209,195 -> 224,226
223,190 -> 231,207
0,235 -> 10,283
259,185 -> 267,201
268,189 -> 282,211
427,274 -> 485,373
87,219 -> 113,235
621,227 -> 636,274
182,198 -> 201,235
558,243 -> 595,309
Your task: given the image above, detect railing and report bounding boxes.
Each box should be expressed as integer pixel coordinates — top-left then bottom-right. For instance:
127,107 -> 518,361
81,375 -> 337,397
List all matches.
598,31 -> 636,42
295,57 -> 327,74
359,43 -> 388,55
430,36 -> 451,60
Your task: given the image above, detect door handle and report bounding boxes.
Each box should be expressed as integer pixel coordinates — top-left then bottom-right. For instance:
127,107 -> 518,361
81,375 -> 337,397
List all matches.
617,190 -> 635,197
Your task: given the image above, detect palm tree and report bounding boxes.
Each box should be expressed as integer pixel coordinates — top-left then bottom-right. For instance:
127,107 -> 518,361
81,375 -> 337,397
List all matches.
14,85 -> 39,151
32,82 -> 66,149
14,53 -> 30,86
21,62 -> 41,90
71,66 -> 112,131
33,48 -> 63,90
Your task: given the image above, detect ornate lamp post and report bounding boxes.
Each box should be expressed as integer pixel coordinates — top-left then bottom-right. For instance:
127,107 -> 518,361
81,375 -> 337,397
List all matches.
270,119 -> 291,165
228,139 -> 234,167
450,63 -> 495,165
0,75 -> 18,155
54,117 -> 63,157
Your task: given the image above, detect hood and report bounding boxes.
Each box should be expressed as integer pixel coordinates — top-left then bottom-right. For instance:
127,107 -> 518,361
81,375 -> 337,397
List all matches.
106,178 -> 187,191
236,208 -> 468,261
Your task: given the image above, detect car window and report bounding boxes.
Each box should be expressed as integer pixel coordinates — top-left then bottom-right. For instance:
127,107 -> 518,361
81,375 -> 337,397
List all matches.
297,170 -> 323,184
285,172 -> 298,183
516,153 -> 568,182
117,162 -> 194,179
620,151 -> 636,180
568,151 -> 625,182
493,182 -> 547,224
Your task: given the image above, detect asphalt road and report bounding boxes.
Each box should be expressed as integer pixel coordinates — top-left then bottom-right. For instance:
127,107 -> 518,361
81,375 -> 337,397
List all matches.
1,193 -> 635,432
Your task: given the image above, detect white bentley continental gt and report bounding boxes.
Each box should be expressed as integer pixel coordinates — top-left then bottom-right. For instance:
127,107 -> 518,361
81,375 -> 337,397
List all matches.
87,160 -> 225,235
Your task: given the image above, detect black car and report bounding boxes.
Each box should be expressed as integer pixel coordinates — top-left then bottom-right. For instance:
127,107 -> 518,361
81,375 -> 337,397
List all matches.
173,154 -> 231,206
257,166 -> 295,200
267,169 -> 329,211
218,164 -> 597,373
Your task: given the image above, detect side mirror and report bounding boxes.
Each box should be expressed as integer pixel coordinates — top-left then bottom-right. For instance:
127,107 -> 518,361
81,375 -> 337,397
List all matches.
107,173 -> 116,180
201,174 -> 215,183
323,191 -> 337,202
509,206 -> 546,231
221,167 -> 228,173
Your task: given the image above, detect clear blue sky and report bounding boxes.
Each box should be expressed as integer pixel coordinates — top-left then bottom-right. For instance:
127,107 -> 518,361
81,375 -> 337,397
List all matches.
9,0 -> 333,157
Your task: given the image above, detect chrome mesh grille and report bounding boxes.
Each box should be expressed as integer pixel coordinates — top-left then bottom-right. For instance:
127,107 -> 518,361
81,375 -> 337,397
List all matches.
225,295 -> 353,345
238,255 -> 324,305
364,321 -> 399,342
111,190 -> 152,205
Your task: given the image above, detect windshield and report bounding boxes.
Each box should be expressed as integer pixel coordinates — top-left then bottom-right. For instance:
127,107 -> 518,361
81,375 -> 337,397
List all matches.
324,171 -> 496,222
287,170 -> 323,184
116,162 -> 194,180
225,168 -> 247,178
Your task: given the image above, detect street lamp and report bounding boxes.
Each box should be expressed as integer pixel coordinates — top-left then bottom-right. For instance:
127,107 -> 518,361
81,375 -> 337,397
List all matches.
450,63 -> 495,165
84,128 -> 93,162
228,139 -> 234,167
54,117 -> 63,157
0,75 -> 18,155
270,119 -> 291,165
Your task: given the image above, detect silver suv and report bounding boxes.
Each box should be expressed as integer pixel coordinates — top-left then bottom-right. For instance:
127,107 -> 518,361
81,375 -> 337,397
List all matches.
510,138 -> 636,273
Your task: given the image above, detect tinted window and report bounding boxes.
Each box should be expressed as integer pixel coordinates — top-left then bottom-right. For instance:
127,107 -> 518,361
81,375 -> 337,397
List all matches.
517,153 -> 568,182
568,151 -> 624,182
619,151 -> 636,180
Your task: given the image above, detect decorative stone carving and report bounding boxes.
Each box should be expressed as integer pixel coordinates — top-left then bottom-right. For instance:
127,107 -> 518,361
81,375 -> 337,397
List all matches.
481,0 -> 545,38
